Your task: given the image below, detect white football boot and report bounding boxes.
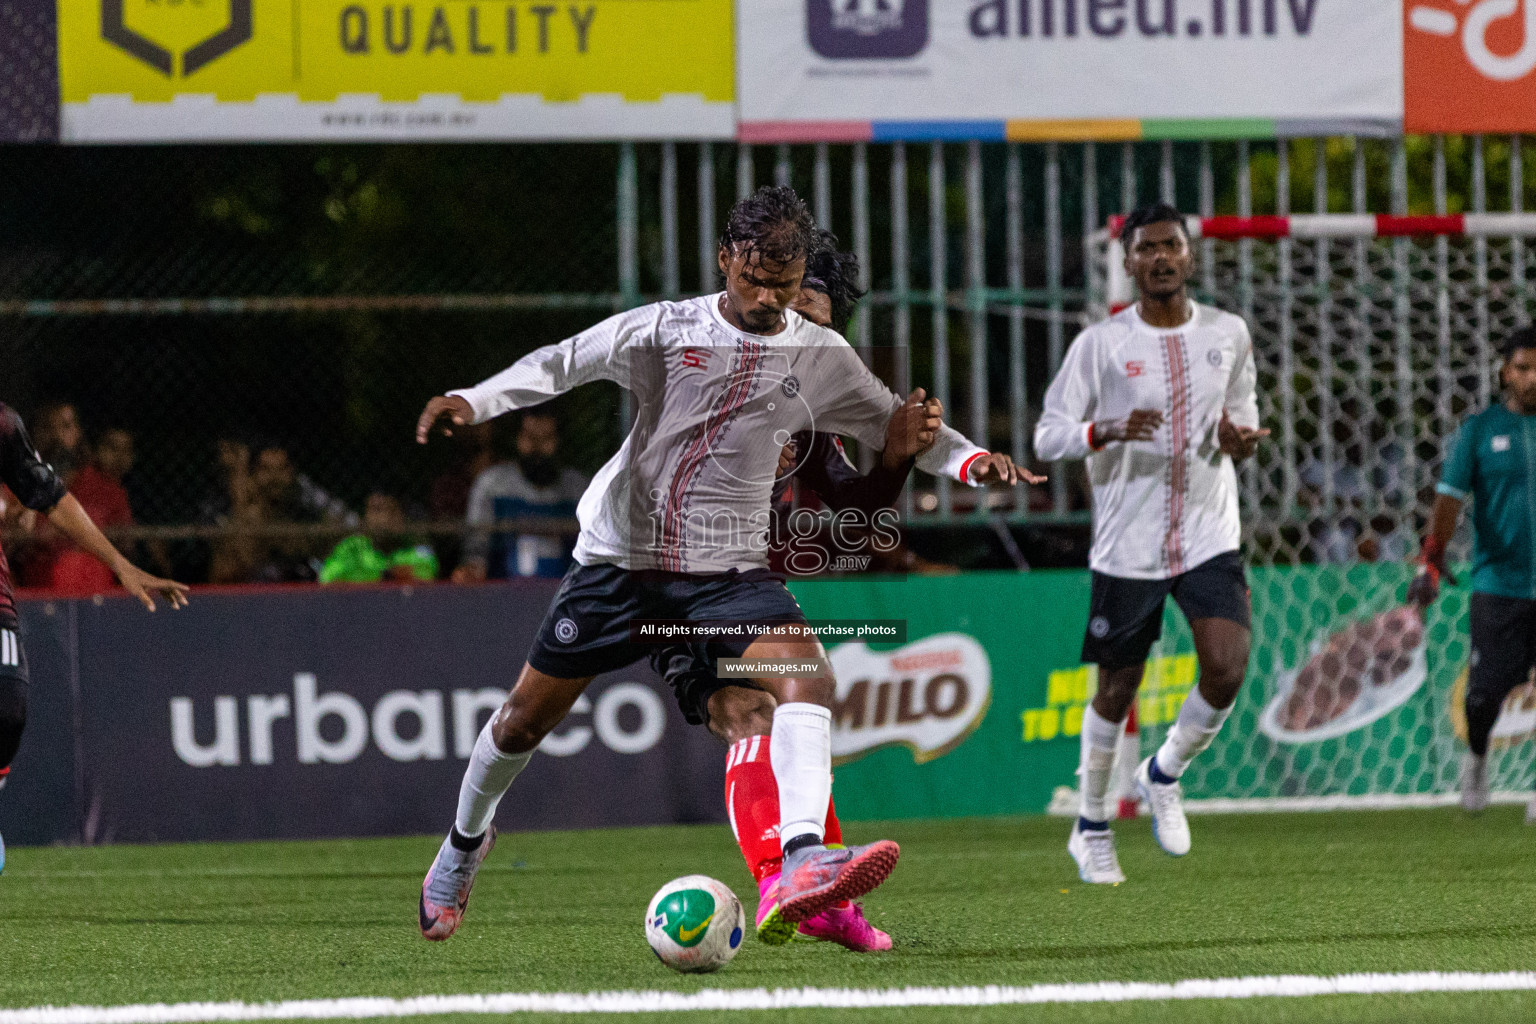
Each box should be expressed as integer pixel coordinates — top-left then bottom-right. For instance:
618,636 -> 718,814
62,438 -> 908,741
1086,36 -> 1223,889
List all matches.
1068,823 -> 1125,884
1135,756 -> 1192,857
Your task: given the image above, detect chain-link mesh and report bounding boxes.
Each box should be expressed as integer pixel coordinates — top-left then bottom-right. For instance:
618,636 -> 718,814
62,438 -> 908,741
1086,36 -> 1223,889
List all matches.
1086,226 -> 1536,804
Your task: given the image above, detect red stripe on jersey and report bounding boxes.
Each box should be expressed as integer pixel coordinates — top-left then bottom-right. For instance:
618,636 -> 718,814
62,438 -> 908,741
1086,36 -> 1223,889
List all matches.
1161,334 -> 1191,576
662,341 -> 765,571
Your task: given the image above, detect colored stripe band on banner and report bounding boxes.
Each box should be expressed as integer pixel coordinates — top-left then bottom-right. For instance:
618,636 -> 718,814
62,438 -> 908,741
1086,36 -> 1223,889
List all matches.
1105,213 -> 1536,240
738,118 -> 1401,145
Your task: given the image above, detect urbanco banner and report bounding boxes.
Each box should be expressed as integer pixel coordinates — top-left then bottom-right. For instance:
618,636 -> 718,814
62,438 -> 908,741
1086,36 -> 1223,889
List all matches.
737,0 -> 1404,142
58,0 -> 736,142
0,583 -> 726,845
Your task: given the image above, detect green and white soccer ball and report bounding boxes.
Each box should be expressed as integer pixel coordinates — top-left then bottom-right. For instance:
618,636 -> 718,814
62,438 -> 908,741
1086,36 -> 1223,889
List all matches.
644,874 -> 744,973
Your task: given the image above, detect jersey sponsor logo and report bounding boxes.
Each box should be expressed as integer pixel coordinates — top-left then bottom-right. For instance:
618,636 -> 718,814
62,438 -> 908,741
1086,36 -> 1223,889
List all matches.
101,0 -> 254,78
1406,0 -> 1536,132
808,0 -> 929,59
554,617 -> 579,643
1492,434 -> 1512,452
1125,361 -> 1146,377
826,633 -> 991,766
681,348 -> 710,370
1207,348 -> 1224,367
781,374 -> 801,398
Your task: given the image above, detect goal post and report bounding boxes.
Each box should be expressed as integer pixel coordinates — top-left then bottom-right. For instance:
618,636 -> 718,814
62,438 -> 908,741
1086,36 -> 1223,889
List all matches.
1070,213 -> 1536,812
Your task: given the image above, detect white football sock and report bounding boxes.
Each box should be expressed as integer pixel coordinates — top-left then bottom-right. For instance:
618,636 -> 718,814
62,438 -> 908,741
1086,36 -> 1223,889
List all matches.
1078,705 -> 1126,823
771,702 -> 832,848
1154,686 -> 1231,780
455,719 -> 532,838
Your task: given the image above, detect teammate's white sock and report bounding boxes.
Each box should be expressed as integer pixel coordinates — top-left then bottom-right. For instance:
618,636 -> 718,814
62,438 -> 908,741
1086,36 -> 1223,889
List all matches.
454,719 -> 532,839
1153,687 -> 1231,780
771,702 -> 832,850
1078,705 -> 1126,824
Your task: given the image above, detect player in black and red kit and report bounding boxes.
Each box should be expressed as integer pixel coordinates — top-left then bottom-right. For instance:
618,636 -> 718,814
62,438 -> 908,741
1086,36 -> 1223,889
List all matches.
0,404 -> 188,865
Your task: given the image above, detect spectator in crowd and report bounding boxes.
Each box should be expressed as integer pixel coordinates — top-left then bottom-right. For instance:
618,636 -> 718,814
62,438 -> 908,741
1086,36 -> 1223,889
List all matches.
41,428 -> 139,594
320,492 -> 438,584
207,440 -> 356,584
251,443 -> 358,529
31,401 -> 85,485
452,410 -> 587,582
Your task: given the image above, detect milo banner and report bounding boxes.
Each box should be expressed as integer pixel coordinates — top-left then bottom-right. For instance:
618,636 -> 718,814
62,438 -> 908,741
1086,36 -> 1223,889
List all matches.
57,0 -> 736,142
798,564 -> 1500,817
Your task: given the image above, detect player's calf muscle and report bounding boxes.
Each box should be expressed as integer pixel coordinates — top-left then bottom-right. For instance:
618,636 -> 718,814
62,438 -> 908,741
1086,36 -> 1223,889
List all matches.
490,665 -> 593,754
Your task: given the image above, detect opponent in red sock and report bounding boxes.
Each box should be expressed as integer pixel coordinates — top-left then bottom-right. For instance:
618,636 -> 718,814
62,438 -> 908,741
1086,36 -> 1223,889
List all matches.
724,737 -> 889,951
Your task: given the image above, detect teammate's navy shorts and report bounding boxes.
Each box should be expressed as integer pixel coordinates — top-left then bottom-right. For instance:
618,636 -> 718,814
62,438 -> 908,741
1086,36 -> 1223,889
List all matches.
1081,551 -> 1251,669
526,563 -> 808,680
648,642 -> 756,727
1468,593 -> 1536,704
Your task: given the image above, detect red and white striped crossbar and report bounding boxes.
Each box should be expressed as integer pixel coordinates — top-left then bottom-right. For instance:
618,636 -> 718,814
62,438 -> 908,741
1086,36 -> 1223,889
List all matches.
1107,213 -> 1536,240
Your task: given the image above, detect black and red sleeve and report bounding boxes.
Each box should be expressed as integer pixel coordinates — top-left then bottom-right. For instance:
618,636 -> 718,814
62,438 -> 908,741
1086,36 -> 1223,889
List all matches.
0,405 -> 67,512
799,433 -> 912,515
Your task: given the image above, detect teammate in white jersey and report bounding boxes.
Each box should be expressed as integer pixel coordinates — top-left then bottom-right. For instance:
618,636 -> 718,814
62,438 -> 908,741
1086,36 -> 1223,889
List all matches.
1035,203 -> 1267,884
413,186 -> 1024,939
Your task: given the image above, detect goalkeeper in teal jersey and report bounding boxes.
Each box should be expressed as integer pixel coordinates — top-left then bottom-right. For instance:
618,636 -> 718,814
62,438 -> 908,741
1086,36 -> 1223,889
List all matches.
1411,327 -> 1536,819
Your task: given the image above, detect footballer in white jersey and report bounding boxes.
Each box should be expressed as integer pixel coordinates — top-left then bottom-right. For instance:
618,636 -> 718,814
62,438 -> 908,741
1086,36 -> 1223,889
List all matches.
412,186 -> 1026,942
1035,203 -> 1267,884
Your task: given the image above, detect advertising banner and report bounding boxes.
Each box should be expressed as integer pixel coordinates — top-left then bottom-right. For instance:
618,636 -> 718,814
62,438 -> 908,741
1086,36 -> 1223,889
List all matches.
0,583 -> 727,845
737,0 -> 1405,142
1405,0 -> 1536,132
58,0 -> 736,142
0,566 -> 1502,847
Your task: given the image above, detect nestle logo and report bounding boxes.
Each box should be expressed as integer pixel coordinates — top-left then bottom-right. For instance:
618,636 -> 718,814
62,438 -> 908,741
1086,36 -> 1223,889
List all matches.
808,0 -> 929,59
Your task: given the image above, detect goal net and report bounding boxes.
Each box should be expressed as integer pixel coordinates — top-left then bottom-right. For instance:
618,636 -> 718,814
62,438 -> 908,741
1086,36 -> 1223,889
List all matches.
1076,213 -> 1536,812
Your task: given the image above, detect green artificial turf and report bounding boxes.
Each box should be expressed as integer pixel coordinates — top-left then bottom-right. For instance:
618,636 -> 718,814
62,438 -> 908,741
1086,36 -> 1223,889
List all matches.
4,808 -> 1535,1022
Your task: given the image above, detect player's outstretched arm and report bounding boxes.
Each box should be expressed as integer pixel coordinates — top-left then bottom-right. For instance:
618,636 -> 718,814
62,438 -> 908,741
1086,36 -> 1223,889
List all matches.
45,494 -> 188,611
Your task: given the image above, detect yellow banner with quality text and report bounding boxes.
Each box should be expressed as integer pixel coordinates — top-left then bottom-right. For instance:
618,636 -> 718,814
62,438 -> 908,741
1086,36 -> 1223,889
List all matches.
59,0 -> 735,141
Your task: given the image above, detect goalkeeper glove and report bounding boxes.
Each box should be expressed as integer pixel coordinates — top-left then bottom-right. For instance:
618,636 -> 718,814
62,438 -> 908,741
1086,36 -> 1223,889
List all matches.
1407,535 -> 1457,607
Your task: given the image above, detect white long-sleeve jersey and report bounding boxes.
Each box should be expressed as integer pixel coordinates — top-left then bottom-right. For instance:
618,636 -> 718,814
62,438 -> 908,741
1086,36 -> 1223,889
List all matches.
1034,302 -> 1260,580
450,293 -> 988,574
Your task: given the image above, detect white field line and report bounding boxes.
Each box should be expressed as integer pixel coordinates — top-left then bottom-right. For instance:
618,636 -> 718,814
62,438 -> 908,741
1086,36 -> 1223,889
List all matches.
6,973 -> 1536,1021
1046,786 -> 1530,816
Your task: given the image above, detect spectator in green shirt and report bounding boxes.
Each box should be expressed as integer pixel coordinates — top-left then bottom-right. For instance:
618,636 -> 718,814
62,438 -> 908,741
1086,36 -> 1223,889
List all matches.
320,492 -> 439,584
1411,327 -> 1536,819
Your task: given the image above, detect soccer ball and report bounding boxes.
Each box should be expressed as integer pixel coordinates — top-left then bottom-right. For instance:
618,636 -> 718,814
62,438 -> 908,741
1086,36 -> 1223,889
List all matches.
644,875 -> 744,973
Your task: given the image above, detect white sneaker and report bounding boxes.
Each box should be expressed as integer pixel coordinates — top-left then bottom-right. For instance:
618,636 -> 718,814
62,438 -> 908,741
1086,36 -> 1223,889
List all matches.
1135,756 -> 1191,857
1460,753 -> 1489,813
1068,823 -> 1125,884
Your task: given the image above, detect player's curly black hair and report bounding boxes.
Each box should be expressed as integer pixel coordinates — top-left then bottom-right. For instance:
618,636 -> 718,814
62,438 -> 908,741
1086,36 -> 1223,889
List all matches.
801,230 -> 867,335
1119,202 -> 1189,248
718,185 -> 818,269
1502,324 -> 1536,358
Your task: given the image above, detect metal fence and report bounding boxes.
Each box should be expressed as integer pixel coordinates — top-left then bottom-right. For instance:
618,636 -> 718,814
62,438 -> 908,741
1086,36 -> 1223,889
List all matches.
3,136 -> 1535,582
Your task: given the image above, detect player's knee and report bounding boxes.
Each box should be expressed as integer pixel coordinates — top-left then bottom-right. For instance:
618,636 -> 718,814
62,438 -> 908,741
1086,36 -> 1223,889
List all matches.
490,709 -> 549,755
1198,656 -> 1247,705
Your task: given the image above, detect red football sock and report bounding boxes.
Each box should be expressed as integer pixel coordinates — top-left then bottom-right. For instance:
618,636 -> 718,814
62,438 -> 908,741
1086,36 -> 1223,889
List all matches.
725,736 -> 783,883
725,738 -> 845,884
824,791 -> 843,846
